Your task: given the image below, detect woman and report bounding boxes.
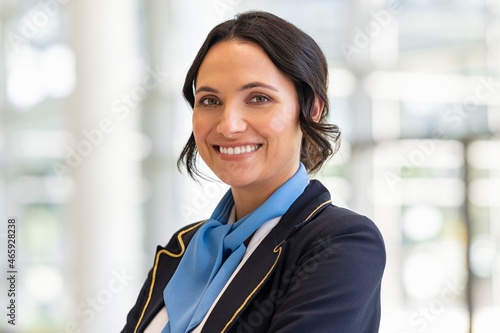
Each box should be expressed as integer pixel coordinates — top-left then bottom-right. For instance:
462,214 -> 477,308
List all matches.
123,11 -> 385,333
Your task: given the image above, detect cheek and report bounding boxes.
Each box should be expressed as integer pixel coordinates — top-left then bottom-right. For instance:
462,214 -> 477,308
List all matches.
263,118 -> 302,154
192,114 -> 208,140
192,120 -> 211,156
268,114 -> 287,131
267,109 -> 301,139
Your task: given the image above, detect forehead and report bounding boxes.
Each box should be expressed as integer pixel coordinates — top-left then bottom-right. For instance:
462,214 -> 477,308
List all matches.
196,40 -> 287,86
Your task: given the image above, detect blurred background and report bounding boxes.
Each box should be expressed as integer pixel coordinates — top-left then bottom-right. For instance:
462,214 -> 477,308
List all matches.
0,0 -> 499,332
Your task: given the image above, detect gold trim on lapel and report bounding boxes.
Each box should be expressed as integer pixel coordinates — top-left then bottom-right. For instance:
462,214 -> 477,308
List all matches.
304,199 -> 331,222
221,245 -> 283,333
134,220 -> 205,333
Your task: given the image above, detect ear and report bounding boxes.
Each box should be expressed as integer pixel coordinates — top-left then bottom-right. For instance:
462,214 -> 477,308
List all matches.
311,96 -> 324,123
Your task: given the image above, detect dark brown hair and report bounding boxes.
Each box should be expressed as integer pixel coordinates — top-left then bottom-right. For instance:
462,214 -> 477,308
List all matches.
178,11 -> 340,179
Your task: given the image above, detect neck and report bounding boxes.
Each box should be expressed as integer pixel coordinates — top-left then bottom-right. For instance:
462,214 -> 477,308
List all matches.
231,163 -> 303,220
231,184 -> 276,221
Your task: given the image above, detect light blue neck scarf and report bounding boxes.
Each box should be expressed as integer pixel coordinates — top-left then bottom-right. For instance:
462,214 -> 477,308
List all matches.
162,163 -> 309,333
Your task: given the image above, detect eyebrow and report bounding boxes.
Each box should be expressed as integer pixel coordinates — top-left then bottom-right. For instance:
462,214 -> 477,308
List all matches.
194,82 -> 279,95
238,82 -> 279,92
195,86 -> 219,95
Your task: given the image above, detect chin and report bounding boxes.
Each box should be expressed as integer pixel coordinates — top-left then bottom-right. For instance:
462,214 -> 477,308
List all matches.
216,172 -> 258,188
218,177 -> 253,188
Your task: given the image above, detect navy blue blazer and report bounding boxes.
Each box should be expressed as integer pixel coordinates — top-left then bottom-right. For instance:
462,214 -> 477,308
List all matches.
122,180 -> 386,332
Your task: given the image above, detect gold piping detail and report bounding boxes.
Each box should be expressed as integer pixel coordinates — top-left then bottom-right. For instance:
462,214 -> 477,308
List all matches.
133,221 -> 205,333
221,246 -> 283,333
303,199 -> 331,222
221,199 -> 331,332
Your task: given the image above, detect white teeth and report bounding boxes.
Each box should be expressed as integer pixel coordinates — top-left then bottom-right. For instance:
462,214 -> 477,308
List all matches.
218,145 -> 259,155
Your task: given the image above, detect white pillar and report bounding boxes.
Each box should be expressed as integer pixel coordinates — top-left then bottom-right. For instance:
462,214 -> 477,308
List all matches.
67,0 -> 143,331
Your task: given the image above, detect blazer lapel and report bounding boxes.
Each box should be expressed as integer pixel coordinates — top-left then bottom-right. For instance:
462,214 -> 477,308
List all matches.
202,180 -> 332,332
201,226 -> 283,332
135,221 -> 205,332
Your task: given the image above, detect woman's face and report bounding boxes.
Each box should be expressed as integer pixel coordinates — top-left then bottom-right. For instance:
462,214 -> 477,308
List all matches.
192,40 -> 302,193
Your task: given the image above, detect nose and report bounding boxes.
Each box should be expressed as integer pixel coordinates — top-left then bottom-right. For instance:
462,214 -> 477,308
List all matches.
216,106 -> 247,137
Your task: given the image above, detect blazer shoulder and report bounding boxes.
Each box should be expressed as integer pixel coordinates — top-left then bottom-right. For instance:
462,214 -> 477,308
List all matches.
324,204 -> 383,235
298,204 -> 386,256
280,180 -> 384,251
319,205 -> 385,262
321,205 -> 379,228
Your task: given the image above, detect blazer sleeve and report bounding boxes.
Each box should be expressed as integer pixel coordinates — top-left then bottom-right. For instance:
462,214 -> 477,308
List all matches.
268,208 -> 386,333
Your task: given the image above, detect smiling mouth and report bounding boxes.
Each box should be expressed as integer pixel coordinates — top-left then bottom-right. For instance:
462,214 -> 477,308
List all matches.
215,144 -> 262,155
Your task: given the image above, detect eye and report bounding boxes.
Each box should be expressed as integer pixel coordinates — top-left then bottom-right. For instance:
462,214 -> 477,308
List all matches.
248,95 -> 270,103
200,97 -> 220,106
